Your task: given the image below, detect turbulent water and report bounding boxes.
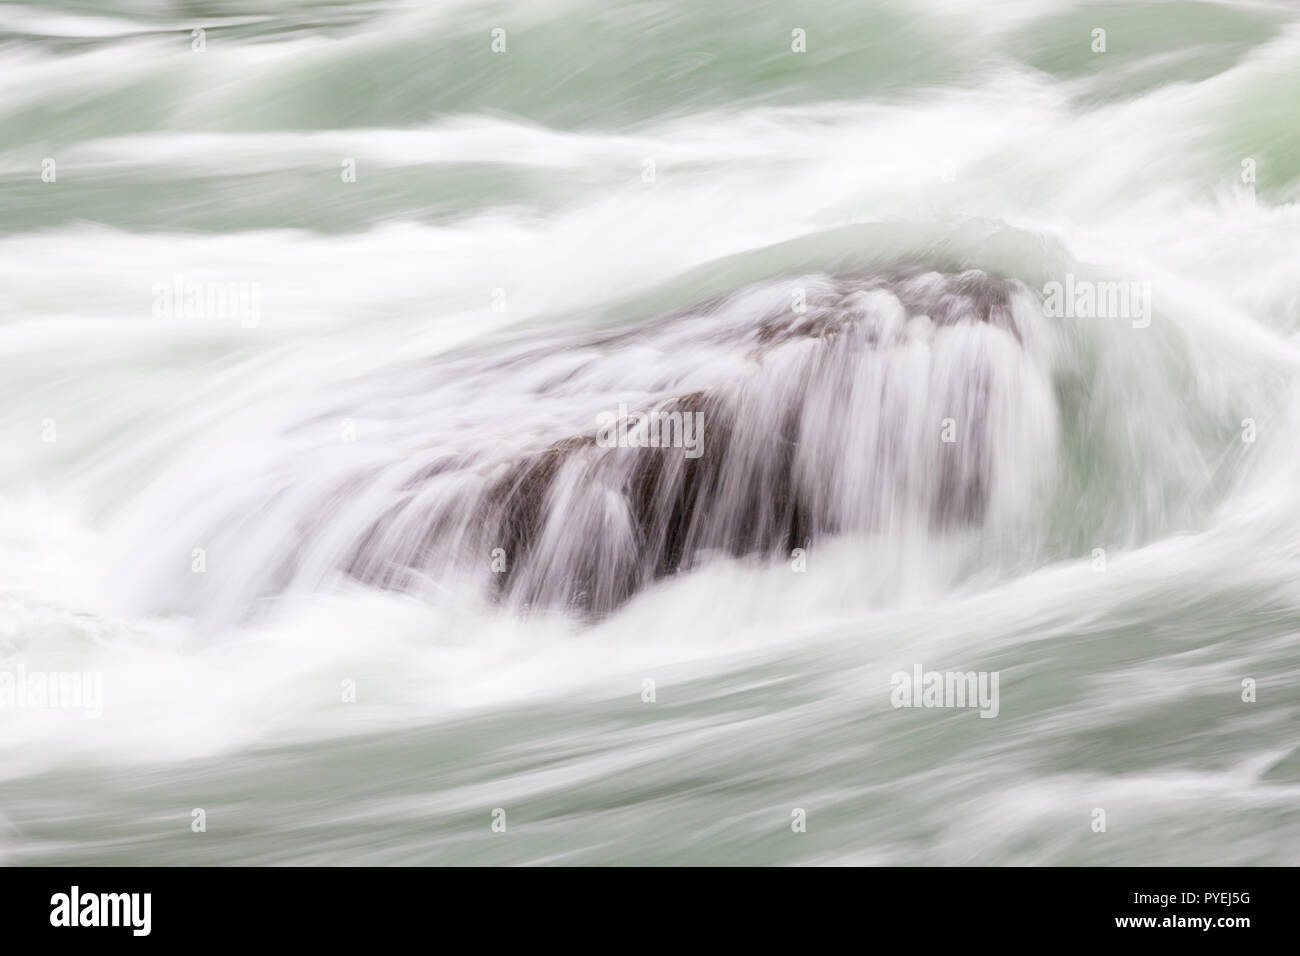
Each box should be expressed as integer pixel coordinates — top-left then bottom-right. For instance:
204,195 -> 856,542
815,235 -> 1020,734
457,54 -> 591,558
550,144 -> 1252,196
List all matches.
3,0 -> 1300,865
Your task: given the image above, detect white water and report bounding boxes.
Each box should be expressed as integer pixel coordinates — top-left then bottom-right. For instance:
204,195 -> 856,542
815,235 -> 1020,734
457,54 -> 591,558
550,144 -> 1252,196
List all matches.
2,0 -> 1300,864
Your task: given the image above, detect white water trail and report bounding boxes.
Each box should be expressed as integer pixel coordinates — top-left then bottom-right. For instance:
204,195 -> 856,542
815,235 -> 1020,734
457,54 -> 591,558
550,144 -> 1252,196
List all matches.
109,271 -> 1057,624
3,0 -> 1300,865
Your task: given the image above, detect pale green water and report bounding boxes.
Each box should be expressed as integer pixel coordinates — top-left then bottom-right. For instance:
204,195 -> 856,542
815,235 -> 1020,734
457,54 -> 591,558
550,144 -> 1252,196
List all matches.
2,0 -> 1300,865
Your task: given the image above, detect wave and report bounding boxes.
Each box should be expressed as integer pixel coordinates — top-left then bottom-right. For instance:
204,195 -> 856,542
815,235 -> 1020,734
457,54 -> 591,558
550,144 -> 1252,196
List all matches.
109,211 -> 1292,625
5,0 -> 1300,866
114,268 -> 1053,618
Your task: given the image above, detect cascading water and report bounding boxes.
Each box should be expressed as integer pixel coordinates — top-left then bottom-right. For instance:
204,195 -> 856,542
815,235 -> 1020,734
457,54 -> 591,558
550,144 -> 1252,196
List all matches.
119,270 -> 1059,620
3,0 -> 1300,866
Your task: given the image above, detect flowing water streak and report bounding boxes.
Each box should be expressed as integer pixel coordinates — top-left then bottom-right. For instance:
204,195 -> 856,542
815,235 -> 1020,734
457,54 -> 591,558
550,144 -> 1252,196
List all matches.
1,0 -> 1300,864
117,270 -> 1060,621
